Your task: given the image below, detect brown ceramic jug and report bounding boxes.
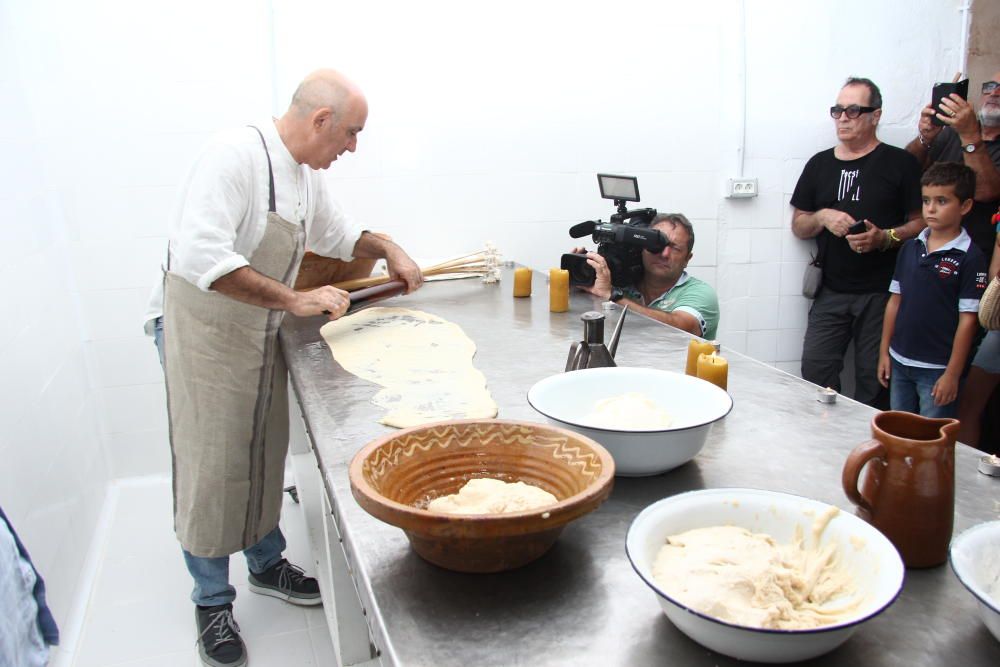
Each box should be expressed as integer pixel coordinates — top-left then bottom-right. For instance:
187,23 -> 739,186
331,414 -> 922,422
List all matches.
841,410 -> 959,568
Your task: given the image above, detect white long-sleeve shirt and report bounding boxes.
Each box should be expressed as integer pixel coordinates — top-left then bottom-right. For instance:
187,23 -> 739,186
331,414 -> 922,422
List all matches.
143,119 -> 364,333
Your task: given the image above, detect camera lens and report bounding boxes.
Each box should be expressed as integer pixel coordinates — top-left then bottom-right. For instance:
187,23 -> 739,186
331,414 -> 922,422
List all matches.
560,253 -> 596,286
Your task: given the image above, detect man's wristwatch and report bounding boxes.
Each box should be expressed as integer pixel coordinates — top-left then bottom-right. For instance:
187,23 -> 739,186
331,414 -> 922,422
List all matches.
964,141 -> 983,153
609,287 -> 625,302
887,228 -> 902,248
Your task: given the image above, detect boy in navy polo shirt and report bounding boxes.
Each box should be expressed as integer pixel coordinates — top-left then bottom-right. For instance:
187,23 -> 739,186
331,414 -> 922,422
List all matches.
877,162 -> 989,417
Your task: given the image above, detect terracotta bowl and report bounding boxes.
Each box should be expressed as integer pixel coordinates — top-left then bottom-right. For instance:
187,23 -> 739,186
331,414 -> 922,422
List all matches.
349,419 -> 615,573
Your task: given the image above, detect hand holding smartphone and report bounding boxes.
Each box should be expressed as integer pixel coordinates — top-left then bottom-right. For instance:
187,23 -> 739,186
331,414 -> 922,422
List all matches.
931,78 -> 969,126
846,220 -> 867,236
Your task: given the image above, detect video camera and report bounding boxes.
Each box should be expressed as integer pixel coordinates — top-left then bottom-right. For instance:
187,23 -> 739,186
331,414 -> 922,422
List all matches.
561,174 -> 662,287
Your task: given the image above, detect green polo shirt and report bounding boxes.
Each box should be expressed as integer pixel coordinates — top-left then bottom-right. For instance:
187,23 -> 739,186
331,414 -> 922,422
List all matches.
621,272 -> 720,339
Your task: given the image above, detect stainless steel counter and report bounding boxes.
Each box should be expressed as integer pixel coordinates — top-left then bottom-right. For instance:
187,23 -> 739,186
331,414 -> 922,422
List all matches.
281,265 -> 1000,667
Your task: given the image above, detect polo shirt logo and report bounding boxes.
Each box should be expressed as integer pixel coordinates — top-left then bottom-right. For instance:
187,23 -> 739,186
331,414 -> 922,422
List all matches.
976,271 -> 988,290
936,256 -> 960,279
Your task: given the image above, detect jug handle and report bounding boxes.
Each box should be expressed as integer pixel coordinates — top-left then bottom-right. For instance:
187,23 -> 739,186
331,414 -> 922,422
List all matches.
842,438 -> 885,515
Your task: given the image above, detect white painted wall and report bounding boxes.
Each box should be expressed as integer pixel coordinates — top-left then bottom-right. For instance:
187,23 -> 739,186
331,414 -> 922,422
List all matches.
0,0 -> 272,650
0,0 -> 972,648
272,0 -> 968,374
0,0 -> 114,638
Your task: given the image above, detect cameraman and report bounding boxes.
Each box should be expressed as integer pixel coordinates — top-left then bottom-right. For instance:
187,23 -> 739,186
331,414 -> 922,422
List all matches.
574,213 -> 719,339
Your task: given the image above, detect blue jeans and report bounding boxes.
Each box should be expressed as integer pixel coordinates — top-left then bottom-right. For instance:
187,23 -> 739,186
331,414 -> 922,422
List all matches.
889,358 -> 958,419
154,316 -> 286,606
183,527 -> 286,606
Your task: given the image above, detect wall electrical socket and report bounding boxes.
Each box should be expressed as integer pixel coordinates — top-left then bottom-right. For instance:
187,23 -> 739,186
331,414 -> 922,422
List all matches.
726,178 -> 758,199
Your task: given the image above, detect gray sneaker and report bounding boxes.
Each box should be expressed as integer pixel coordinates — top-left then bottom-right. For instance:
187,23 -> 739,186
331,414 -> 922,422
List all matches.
248,558 -> 322,606
195,603 -> 246,667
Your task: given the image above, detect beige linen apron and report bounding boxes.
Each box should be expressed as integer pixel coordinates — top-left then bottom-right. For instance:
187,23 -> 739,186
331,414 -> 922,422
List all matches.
164,127 -> 305,557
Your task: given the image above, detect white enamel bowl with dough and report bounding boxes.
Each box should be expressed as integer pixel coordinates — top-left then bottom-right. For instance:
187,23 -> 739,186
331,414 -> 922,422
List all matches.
950,520 -> 1000,644
625,488 -> 905,663
527,367 -> 732,476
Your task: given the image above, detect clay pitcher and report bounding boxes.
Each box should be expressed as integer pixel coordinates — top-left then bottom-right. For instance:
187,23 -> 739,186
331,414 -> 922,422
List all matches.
842,410 -> 959,568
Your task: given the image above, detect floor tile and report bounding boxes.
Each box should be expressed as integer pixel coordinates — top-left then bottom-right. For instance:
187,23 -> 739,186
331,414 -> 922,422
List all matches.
102,482 -> 174,563
304,604 -> 329,629
74,594 -> 192,667
71,476 -> 336,667
86,543 -> 191,613
309,624 -> 337,665
232,583 -> 309,638
107,647 -> 200,667
245,629 -> 317,666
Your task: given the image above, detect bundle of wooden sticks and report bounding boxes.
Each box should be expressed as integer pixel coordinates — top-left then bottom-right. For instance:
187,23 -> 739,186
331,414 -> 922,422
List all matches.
331,249 -> 500,292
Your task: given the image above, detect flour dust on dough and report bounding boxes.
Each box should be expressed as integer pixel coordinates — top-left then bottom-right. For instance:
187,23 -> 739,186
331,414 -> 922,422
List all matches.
320,307 -> 498,428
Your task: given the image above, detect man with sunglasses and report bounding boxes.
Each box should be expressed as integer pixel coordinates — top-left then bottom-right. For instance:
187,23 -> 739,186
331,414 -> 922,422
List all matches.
573,213 -> 720,340
791,77 -> 923,409
907,71 -> 1000,453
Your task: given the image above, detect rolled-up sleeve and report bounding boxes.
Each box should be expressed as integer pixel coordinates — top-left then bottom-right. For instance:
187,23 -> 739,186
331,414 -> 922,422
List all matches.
172,144 -> 253,291
307,177 -> 365,260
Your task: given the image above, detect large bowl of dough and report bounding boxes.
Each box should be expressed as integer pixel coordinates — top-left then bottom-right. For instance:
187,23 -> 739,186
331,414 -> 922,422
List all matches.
950,520 -> 1000,644
625,488 -> 904,663
349,419 -> 615,573
526,366 -> 732,476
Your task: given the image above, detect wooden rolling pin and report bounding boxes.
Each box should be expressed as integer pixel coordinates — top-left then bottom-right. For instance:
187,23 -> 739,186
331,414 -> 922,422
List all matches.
322,280 -> 408,315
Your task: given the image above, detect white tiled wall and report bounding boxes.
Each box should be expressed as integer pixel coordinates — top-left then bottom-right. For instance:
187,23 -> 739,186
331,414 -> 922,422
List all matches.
0,35 -> 112,643
2,0 -> 966,653
0,0 -> 274,644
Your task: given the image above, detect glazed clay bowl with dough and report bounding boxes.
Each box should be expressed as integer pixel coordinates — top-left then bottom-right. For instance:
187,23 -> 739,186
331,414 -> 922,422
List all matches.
349,418 -> 615,573
527,367 -> 733,476
626,488 -> 905,663
950,520 -> 1000,644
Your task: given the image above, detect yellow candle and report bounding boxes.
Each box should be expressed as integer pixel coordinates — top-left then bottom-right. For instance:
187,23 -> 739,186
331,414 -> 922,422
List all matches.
685,339 -> 715,376
513,267 -> 532,297
549,269 -> 569,312
697,352 -> 729,391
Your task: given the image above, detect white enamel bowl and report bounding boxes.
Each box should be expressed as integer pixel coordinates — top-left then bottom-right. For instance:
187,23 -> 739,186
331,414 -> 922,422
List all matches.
950,520 -> 1000,644
526,367 -> 732,476
625,488 -> 905,663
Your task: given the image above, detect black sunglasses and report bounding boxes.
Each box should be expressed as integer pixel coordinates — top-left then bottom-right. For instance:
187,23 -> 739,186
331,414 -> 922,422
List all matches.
983,81 -> 1000,95
830,105 -> 880,120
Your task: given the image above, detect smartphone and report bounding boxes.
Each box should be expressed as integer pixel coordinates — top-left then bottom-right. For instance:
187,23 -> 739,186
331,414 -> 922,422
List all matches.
847,220 -> 867,236
931,79 -> 969,126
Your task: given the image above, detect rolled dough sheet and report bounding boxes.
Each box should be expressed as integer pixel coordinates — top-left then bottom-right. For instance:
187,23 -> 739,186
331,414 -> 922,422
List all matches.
320,306 -> 499,428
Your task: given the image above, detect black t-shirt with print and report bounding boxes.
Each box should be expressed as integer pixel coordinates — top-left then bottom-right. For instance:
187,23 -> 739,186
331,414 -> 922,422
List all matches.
791,143 -> 922,293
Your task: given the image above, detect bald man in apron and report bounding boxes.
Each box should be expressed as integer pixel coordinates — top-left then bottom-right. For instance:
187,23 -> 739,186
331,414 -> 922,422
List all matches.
147,70 -> 422,667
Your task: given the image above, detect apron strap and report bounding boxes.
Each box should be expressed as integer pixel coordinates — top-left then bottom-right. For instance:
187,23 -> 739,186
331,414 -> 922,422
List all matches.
248,125 -> 277,213
167,126 -> 278,274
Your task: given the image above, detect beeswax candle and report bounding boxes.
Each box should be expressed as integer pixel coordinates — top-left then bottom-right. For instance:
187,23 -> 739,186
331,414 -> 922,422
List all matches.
513,267 -> 532,297
549,269 -> 569,312
697,352 -> 729,391
685,339 -> 715,376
